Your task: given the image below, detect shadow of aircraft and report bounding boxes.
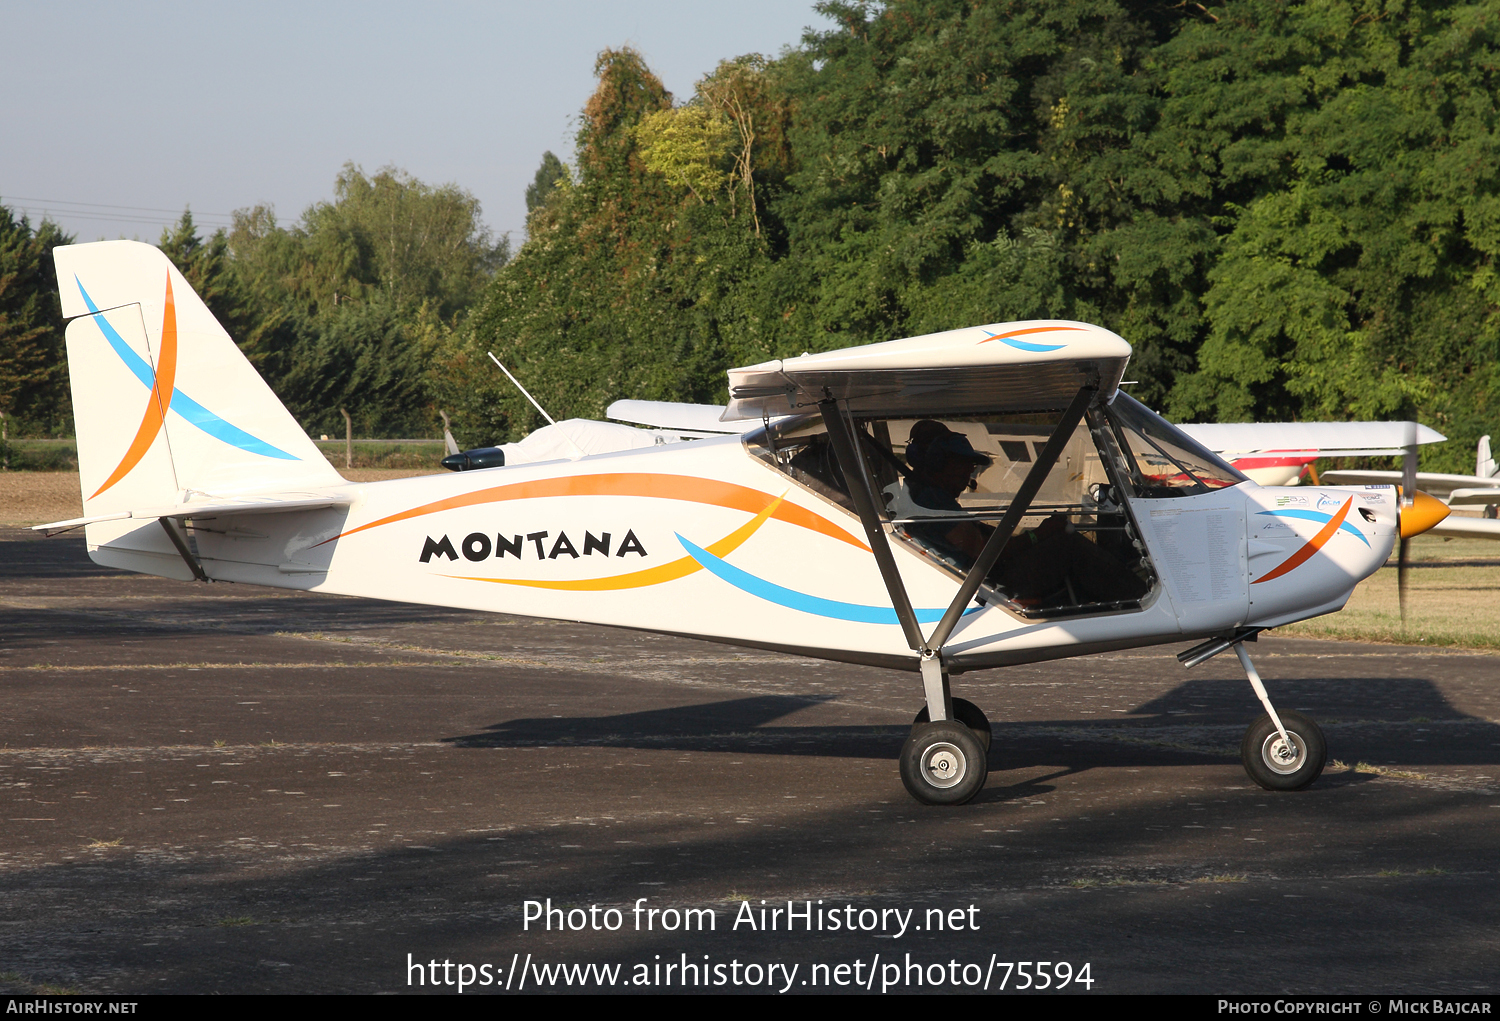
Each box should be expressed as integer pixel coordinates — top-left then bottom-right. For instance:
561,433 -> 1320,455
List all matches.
445,671 -> 1500,772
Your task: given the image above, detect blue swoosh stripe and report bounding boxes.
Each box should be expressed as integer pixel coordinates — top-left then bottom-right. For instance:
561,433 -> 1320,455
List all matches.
1257,509 -> 1370,546
75,276 -> 299,461
166,389 -> 299,459
994,336 -> 1065,353
77,276 -> 156,388
677,534 -> 975,624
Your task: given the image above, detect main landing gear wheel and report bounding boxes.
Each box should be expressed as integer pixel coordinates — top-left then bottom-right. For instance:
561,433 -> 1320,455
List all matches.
1240,710 -> 1327,791
900,721 -> 988,805
913,697 -> 992,752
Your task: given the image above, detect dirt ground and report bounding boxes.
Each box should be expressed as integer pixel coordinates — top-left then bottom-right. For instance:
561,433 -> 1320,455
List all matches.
3,527 -> 1500,994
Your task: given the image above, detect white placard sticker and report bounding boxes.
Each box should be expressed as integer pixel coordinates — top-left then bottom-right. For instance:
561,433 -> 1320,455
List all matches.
1148,506 -> 1245,604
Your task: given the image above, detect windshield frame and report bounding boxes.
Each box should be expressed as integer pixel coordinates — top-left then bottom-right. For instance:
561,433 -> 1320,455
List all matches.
1102,393 -> 1249,498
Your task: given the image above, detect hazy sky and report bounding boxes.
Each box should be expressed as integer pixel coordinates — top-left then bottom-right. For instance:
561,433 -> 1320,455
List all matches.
3,1 -> 833,245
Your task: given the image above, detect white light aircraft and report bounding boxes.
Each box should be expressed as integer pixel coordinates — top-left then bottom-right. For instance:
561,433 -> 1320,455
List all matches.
1321,436 -> 1500,538
37,241 -> 1453,806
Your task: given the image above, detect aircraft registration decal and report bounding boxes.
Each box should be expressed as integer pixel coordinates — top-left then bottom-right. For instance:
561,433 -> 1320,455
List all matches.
443,492 -> 788,591
78,275 -> 299,500
322,474 -> 870,551
1254,508 -> 1370,547
976,325 -> 1087,353
1252,497 -> 1355,584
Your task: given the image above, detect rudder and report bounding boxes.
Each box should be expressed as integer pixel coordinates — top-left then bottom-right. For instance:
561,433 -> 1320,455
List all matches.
55,240 -> 343,517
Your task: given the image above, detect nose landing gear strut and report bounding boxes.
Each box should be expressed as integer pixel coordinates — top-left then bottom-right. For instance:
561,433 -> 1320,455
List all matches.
1180,630 -> 1327,791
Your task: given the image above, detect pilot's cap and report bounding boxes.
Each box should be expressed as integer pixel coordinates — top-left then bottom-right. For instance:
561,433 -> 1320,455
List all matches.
907,423 -> 992,474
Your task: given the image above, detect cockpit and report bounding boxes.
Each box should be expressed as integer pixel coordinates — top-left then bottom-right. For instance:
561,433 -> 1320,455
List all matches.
745,393 -> 1247,620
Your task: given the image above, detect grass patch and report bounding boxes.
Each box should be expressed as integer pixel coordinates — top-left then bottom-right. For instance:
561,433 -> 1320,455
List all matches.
1,439 -> 77,471
216,916 -> 260,927
0,970 -> 81,994
1353,762 -> 1431,781
83,837 -> 123,849
1070,876 -> 1169,888
1189,874 -> 1248,884
313,440 -> 447,470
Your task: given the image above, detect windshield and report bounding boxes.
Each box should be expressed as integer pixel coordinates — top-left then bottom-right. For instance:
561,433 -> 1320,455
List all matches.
1103,394 -> 1248,498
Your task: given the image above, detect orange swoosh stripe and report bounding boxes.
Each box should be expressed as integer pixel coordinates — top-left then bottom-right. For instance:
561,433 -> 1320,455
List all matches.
321,474 -> 868,551
92,274 -> 178,499
977,325 -> 1087,343
1253,497 -> 1351,584
444,493 -> 786,591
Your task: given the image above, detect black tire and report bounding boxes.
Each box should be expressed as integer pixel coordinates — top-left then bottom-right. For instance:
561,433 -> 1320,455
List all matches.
1240,710 -> 1326,791
914,697 -> 992,752
900,721 -> 988,806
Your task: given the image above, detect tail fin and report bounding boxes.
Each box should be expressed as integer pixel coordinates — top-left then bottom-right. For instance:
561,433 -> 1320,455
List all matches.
55,240 -> 342,516
1479,435 -> 1495,480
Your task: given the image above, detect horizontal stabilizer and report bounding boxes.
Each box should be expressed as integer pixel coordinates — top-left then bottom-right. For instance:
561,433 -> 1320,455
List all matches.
32,491 -> 354,536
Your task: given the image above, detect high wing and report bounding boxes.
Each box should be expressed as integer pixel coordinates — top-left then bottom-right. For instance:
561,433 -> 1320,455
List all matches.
606,400 -> 762,435
1178,421 -> 1446,487
721,320 -> 1129,420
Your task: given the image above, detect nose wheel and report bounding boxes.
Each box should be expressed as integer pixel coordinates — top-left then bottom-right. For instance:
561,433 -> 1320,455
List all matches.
900,720 -> 988,805
1241,710 -> 1326,790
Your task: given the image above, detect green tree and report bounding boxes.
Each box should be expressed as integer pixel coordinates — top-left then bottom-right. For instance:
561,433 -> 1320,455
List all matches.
1162,0 -> 1500,471
525,152 -> 568,215
0,203 -> 73,440
221,166 -> 507,437
438,0 -> 1500,474
159,210 -> 255,344
636,105 -> 732,204
436,48 -> 793,445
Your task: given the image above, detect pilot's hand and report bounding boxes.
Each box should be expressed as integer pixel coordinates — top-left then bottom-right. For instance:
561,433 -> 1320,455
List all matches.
1034,513 -> 1069,541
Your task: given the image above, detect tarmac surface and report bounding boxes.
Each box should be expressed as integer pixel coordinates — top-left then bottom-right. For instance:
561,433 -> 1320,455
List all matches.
2,524 -> 1498,995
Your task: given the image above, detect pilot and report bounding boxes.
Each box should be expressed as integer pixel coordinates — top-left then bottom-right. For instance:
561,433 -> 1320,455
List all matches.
899,421 -> 1147,606
900,423 -> 994,561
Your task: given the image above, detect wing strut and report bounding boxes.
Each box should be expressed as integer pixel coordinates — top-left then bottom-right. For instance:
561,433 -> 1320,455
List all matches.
923,385 -> 1097,652
819,399 -> 927,654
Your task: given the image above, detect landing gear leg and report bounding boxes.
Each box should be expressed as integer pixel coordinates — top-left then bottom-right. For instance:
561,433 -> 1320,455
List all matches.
1234,644 -> 1326,791
900,653 -> 988,805
913,658 -> 991,751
